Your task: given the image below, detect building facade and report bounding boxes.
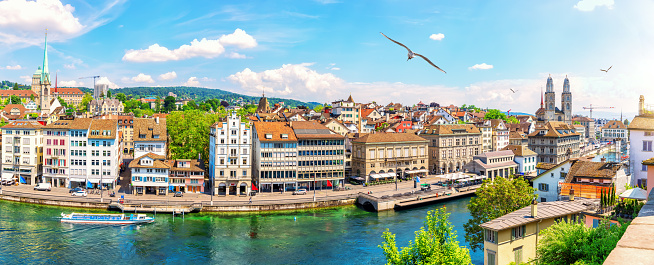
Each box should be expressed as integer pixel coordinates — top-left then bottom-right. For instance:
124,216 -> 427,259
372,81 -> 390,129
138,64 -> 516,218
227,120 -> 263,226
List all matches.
463,150 -> 518,179
89,99 -> 124,116
209,112 -> 252,196
528,121 -> 581,164
491,119 -> 509,151
600,120 -> 627,143
133,117 -> 167,158
87,119 -> 121,189
129,153 -> 169,195
628,96 -> 654,187
168,159 -> 205,193
351,133 -> 428,183
503,145 -> 538,175
536,76 -> 573,126
292,121 -> 346,190
1,121 -> 44,185
252,122 -> 298,192
420,124 -> 482,174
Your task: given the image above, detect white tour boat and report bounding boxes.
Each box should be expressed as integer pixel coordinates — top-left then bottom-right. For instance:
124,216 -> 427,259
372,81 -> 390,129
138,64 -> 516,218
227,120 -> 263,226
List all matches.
60,212 -> 155,224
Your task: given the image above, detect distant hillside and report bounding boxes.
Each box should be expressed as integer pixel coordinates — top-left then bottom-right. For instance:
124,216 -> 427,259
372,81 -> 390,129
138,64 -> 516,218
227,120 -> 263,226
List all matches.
503,111 -> 534,116
77,86 -> 319,108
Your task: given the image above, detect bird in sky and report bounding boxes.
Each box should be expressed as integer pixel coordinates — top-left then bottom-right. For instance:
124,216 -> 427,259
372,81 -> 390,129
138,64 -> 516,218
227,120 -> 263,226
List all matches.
380,32 -> 446,73
510,88 -> 518,93
600,65 -> 613,72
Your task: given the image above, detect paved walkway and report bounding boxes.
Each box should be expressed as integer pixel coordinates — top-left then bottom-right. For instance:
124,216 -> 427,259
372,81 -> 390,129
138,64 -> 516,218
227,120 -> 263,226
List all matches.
0,175 -> 459,207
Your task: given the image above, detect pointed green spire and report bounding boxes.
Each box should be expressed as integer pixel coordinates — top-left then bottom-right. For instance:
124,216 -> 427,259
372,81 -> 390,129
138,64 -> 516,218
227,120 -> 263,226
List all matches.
41,30 -> 50,84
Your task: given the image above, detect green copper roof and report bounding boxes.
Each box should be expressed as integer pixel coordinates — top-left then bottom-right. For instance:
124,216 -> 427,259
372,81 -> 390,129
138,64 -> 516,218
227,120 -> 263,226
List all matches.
41,32 -> 50,84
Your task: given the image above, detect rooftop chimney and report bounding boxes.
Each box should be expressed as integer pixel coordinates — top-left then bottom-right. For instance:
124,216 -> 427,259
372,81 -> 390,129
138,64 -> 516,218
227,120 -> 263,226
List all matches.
531,199 -> 538,218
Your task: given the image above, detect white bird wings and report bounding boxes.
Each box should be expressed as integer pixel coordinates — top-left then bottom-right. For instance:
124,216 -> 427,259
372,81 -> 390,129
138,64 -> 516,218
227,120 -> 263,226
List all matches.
414,53 -> 446,73
380,32 -> 413,54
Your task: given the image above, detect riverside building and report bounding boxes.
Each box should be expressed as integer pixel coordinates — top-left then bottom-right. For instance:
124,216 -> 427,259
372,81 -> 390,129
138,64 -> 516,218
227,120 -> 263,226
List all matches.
351,133 -> 428,183
1,121 -> 44,185
419,124 -> 482,174
528,121 -> 580,164
252,122 -> 298,192
133,117 -> 167,158
291,121 -> 346,190
209,112 -> 252,196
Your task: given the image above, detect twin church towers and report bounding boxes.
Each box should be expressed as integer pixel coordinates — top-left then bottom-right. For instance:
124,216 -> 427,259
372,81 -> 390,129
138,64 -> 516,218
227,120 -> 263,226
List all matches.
536,75 -> 572,125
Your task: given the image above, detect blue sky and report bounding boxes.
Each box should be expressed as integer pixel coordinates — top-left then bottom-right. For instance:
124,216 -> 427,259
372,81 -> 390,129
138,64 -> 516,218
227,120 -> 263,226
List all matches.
0,0 -> 651,119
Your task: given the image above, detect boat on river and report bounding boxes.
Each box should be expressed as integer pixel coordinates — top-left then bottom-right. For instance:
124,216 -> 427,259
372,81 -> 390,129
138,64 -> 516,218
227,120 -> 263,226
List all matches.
60,212 -> 155,224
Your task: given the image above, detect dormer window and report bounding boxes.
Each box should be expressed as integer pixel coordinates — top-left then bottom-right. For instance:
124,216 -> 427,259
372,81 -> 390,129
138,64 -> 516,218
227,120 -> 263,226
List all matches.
153,134 -> 159,139
265,134 -> 272,139
281,134 -> 288,139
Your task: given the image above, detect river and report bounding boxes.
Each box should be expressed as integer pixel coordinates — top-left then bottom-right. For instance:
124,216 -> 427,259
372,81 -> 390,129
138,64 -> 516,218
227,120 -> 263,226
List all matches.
0,197 -> 482,264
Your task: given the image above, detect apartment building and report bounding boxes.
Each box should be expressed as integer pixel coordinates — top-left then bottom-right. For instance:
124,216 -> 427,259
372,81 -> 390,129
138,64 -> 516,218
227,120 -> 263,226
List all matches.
502,145 -> 538,175
87,119 -> 121,189
168,159 -> 205,193
463,150 -> 518,179
351,133 -> 428,183
209,112 -> 252,196
628,97 -> 654,186
477,121 -> 494,153
129,153 -> 169,195
600,120 -> 627,143
68,118 -> 92,188
528,121 -> 581,164
420,124 -> 482,174
252,122 -> 298,192
133,117 -> 167,158
331,95 -> 360,131
491,119 -> 510,151
291,121 -> 346,190
43,119 -> 73,187
1,121 -> 44,185
481,200 -> 593,265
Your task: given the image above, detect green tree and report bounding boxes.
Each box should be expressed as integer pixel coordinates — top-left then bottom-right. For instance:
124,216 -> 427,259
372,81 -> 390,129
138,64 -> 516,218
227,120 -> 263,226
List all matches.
464,176 -> 536,251
313,104 -> 324,113
535,219 -> 629,265
484,109 -> 507,121
116,93 -> 127,103
155,96 -> 162,113
79,92 -> 93,112
57,96 -> 69,109
30,94 -> 35,102
624,119 -> 630,126
106,90 -> 112,99
507,116 -> 519,124
9,95 -> 20,104
380,207 -> 472,265
167,109 -> 223,162
12,83 -> 18,90
163,96 -> 176,113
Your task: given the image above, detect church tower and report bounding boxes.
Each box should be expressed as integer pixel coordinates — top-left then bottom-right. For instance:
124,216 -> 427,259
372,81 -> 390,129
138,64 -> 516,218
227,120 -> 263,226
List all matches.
561,75 -> 572,124
544,75 -> 555,121
38,31 -> 51,111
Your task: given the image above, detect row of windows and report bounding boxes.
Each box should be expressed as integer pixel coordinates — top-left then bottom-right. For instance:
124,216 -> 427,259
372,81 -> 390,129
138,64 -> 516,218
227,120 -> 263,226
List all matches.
298,140 -> 344,146
132,176 -> 168,182
298,171 -> 344,179
45,131 -> 67,136
260,170 -> 296,179
298,150 -> 343,156
261,152 -> 296,158
298,160 -> 343,167
260,142 -> 297,149
261,161 -> 297,167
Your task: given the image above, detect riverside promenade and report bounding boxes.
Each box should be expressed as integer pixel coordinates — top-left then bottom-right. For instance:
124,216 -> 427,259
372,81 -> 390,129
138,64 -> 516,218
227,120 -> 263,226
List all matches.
0,174 -> 472,212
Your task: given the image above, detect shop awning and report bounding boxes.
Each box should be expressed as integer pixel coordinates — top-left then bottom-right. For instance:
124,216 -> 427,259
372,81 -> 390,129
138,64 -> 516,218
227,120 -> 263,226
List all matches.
69,178 -> 86,182
1,173 -> 13,181
88,178 -> 116,184
370,174 -> 383,179
418,169 -> 429,173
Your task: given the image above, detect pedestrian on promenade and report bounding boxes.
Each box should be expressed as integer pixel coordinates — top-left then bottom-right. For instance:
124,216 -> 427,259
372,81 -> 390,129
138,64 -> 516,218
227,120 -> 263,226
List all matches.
249,197 -> 252,204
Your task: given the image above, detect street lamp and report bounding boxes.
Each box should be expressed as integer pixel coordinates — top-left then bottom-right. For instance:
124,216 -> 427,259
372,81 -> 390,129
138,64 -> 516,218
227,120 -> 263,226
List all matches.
313,173 -> 316,202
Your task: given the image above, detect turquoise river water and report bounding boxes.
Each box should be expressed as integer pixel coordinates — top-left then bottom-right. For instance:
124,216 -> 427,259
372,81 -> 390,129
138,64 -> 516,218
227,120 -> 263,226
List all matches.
0,197 -> 482,264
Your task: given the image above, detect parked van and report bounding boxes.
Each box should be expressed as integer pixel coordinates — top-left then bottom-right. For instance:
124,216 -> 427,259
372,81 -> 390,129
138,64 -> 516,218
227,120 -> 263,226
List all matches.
34,183 -> 52,191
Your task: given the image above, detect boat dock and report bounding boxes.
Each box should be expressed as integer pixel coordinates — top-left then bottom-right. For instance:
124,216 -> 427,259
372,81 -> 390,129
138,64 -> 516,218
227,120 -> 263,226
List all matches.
356,185 -> 480,212
109,202 -> 203,214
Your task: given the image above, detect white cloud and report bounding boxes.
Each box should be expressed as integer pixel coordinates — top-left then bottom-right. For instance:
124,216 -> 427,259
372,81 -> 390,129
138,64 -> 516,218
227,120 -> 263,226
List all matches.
63,63 -> 76,69
218,28 -> 257,49
469,63 -> 494,70
200,77 -> 215,82
4,65 -> 22,70
331,67 -> 340,71
122,28 -> 257,62
183,77 -> 200,87
0,0 -> 122,46
226,52 -> 247,59
159,71 -> 177,80
429,33 -> 445,41
59,80 -> 83,87
129,73 -> 154,83
96,77 -> 119,89
20,75 -> 31,83
574,0 -> 614,11
228,63 -> 345,99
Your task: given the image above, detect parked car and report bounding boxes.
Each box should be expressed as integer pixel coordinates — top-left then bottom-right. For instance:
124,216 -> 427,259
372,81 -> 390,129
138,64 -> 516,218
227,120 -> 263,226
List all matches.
34,183 -> 51,191
293,188 -> 307,195
173,191 -> 183,197
71,190 -> 88,197
69,187 -> 85,193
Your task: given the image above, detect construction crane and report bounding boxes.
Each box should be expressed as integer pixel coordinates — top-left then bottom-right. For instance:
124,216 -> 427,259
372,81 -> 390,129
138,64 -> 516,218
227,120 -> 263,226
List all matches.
79,76 -> 102,97
582,104 -> 614,119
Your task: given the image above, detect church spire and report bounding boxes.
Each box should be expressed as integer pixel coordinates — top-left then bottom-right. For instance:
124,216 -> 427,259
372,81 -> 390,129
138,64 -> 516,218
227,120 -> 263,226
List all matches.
540,87 -> 543,108
41,30 -> 50,84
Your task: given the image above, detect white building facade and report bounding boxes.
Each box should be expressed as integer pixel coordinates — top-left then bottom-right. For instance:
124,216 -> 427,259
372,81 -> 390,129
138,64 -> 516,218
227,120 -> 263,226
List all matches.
209,112 -> 252,196
1,121 -> 44,185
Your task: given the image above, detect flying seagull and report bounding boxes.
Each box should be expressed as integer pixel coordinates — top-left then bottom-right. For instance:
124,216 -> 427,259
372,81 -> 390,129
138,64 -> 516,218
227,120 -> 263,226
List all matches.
380,32 -> 446,73
510,88 -> 518,93
600,65 -> 612,72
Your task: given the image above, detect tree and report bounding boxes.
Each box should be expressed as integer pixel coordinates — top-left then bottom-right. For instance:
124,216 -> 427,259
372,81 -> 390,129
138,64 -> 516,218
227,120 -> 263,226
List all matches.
535,219 -> 629,265
9,95 -> 20,104
106,90 -> 112,99
167,109 -> 222,162
12,83 -> 18,90
155,96 -> 162,113
79,92 -> 93,112
624,119 -> 630,126
464,176 -> 537,251
313,105 -> 324,113
30,94 -> 35,102
116,93 -> 127,102
484,109 -> 507,121
100,91 -> 105,99
57,97 -> 69,109
507,116 -> 519,124
220,100 -> 229,108
380,207 -> 471,265
163,96 -> 176,113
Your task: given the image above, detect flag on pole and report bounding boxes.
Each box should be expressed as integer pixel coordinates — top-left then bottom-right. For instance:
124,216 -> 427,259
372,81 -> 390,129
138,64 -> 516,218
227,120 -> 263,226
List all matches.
252,183 -> 258,191
326,181 -> 333,187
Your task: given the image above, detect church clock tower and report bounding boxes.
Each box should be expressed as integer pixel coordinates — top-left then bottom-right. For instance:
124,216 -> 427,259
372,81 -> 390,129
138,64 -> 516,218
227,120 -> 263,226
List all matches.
561,75 -> 572,124
544,75 -> 555,121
